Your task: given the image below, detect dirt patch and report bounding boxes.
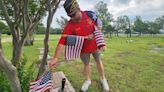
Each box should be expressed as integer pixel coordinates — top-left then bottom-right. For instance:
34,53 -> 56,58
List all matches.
114,51 -> 135,58
149,44 -> 164,55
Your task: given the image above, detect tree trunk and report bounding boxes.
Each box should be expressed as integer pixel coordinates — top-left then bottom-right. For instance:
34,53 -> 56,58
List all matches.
12,39 -> 23,66
0,32 -> 2,50
37,0 -> 61,78
109,32 -> 112,38
129,30 -> 131,37
24,34 -> 34,46
139,32 -> 142,36
37,11 -> 52,78
0,50 -> 21,92
116,30 -> 119,37
128,21 -> 131,37
24,30 -> 35,46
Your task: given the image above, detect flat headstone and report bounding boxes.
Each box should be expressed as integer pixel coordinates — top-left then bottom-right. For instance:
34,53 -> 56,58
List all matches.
37,48 -> 44,50
39,55 -> 51,60
40,50 -> 44,54
51,71 -> 76,92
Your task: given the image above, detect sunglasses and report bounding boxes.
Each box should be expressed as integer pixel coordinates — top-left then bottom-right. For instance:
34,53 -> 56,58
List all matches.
68,11 -> 76,17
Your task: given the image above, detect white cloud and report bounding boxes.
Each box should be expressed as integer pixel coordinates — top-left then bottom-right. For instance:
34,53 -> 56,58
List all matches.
108,0 -> 164,21
44,0 -> 164,28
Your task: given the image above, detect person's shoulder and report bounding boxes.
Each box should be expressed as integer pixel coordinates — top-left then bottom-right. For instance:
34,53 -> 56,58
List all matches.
84,10 -> 96,16
66,19 -> 73,26
84,10 -> 95,14
63,20 -> 73,30
83,10 -> 98,22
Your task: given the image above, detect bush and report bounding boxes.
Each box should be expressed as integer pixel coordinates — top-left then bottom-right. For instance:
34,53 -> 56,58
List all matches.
17,55 -> 36,92
0,71 -> 10,92
0,55 -> 37,92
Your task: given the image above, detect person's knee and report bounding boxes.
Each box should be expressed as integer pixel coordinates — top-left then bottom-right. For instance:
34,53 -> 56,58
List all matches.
95,59 -> 102,64
81,53 -> 90,65
92,50 -> 101,62
84,61 -> 90,66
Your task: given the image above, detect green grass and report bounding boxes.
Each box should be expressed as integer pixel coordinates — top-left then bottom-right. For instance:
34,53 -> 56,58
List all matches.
1,35 -> 164,92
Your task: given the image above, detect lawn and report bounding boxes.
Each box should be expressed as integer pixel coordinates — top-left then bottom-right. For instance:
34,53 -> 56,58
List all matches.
1,34 -> 164,92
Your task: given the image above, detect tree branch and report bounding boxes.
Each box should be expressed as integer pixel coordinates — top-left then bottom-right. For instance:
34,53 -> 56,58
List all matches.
0,0 -> 12,26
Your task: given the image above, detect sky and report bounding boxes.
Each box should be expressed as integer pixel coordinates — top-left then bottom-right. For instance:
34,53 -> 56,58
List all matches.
42,0 -> 164,28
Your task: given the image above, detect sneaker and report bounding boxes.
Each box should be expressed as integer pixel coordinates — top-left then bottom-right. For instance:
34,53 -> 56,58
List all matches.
101,79 -> 109,91
81,80 -> 91,92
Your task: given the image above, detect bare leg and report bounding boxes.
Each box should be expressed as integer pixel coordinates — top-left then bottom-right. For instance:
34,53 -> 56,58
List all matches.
80,53 -> 91,80
92,51 -> 105,80
95,59 -> 105,80
93,51 -> 109,91
84,62 -> 91,80
80,53 -> 91,91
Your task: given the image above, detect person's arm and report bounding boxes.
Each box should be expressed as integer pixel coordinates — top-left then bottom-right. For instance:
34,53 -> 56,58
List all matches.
49,34 -> 94,68
53,44 -> 64,58
49,43 -> 64,68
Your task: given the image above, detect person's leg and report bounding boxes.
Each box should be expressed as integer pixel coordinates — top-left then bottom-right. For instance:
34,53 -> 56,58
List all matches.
92,50 -> 105,80
80,53 -> 91,91
80,53 -> 91,80
92,50 -> 109,91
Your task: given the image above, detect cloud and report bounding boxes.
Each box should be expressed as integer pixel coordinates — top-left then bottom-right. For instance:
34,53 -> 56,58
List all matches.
44,0 -> 164,28
108,0 -> 164,21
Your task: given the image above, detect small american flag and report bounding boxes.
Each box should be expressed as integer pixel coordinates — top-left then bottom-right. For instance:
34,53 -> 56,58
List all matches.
94,29 -> 106,49
29,71 -> 53,92
65,36 -> 84,60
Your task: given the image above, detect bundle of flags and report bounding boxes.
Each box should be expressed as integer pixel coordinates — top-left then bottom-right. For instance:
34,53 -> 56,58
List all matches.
29,71 -> 53,92
85,11 -> 106,49
94,28 -> 106,49
65,36 -> 84,60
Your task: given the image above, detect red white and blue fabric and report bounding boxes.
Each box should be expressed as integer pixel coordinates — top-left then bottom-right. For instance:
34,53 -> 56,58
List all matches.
29,71 -> 53,92
85,11 -> 105,48
94,29 -> 106,49
85,11 -> 102,28
65,36 -> 84,60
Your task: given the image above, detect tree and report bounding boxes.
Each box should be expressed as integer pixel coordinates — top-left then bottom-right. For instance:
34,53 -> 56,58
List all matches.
0,0 -> 61,91
0,0 -> 48,66
115,16 -> 129,36
37,0 -> 62,78
155,15 -> 164,30
0,21 -> 10,35
0,21 -> 7,31
94,1 -> 113,32
0,32 -> 2,50
105,24 -> 115,37
147,22 -> 160,36
123,16 -> 132,37
133,16 -> 147,36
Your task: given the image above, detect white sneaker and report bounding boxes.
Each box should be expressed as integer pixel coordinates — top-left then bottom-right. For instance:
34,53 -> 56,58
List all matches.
101,79 -> 109,91
81,80 -> 91,92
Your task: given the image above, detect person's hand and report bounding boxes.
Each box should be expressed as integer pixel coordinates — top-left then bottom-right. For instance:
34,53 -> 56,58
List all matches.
85,34 -> 94,40
94,25 -> 102,30
49,58 -> 58,69
99,46 -> 106,52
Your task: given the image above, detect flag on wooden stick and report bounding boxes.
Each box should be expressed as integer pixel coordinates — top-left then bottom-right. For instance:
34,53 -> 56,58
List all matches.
29,71 -> 53,92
